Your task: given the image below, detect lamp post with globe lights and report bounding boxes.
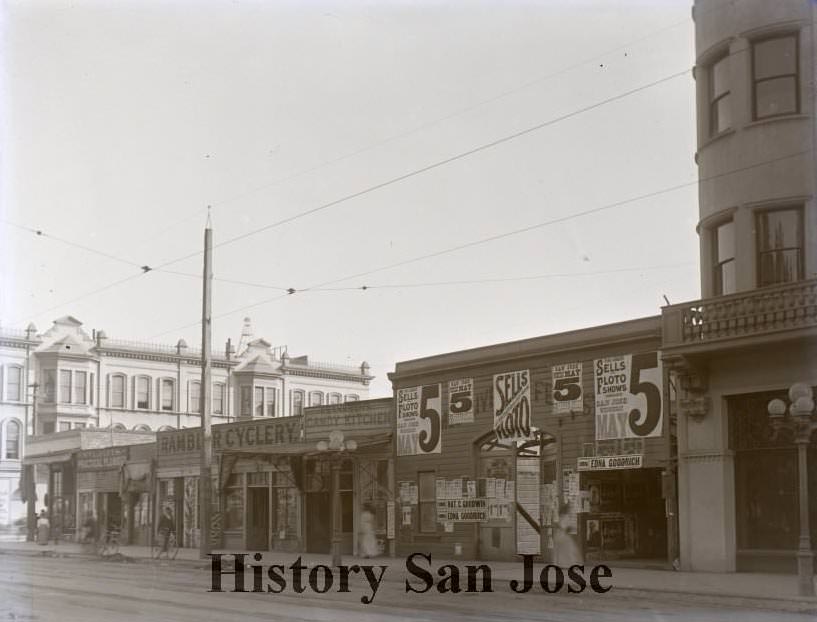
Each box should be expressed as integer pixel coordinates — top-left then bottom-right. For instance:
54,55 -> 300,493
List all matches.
767,382 -> 817,597
316,430 -> 357,567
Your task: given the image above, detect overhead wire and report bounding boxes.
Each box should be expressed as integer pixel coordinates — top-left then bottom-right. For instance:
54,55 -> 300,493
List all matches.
151,68 -> 690,271
9,64 -> 696,325
146,148 -> 809,339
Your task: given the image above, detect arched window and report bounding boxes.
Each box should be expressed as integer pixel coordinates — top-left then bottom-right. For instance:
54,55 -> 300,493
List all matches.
136,376 -> 151,410
133,424 -> 151,432
213,383 -> 226,415
5,420 -> 21,460
344,394 -> 359,402
328,393 -> 342,405
189,381 -> 201,414
109,374 -> 126,408
111,423 -> 127,432
160,378 -> 175,411
158,425 -> 175,432
292,390 -> 305,416
309,391 -> 324,407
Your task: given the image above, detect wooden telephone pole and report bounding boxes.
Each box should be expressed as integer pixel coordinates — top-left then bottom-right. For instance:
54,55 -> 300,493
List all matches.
199,212 -> 213,560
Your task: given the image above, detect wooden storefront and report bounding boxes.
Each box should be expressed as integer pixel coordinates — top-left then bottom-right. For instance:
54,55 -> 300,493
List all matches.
390,316 -> 677,566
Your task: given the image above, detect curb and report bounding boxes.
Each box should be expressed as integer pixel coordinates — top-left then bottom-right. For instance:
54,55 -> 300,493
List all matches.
609,586 -> 817,615
1,547 -> 815,615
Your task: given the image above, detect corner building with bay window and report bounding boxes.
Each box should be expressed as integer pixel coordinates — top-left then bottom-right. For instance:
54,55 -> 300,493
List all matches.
389,316 -> 677,567
662,0 -> 817,574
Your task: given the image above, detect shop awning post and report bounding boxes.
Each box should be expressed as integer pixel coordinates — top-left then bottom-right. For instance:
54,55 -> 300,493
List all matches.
199,213 -> 213,560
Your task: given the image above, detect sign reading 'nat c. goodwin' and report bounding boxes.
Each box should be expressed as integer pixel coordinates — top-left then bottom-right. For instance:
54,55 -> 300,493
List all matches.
158,418 -> 301,456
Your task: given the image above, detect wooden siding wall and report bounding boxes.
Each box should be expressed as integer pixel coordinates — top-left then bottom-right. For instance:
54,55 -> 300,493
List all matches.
393,332 -> 666,560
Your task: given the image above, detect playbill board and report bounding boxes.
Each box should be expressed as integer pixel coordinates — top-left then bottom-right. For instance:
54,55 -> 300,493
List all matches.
594,352 -> 663,440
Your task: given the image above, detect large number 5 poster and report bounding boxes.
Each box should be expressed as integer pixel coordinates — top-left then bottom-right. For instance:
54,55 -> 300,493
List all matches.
397,384 -> 442,456
594,352 -> 663,440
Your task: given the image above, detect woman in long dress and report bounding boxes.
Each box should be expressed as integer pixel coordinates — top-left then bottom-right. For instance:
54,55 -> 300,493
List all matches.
36,510 -> 50,545
358,504 -> 378,558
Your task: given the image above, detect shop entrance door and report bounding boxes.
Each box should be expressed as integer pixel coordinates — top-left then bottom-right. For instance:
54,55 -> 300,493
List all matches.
98,493 -> 122,531
247,487 -> 269,550
306,492 -> 331,553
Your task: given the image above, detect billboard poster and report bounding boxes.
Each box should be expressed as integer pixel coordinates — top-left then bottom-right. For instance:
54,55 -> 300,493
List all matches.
447,378 -> 474,425
493,369 -> 532,442
396,384 -> 442,456
594,352 -> 663,440
551,362 -> 583,413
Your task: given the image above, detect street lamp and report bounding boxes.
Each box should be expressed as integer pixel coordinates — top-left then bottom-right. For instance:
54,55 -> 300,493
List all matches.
767,382 -> 816,597
316,430 -> 357,567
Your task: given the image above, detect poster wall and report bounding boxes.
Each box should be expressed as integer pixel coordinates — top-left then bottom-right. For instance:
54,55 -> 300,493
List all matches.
493,369 -> 533,442
551,362 -> 583,413
594,352 -> 663,440
397,384 -> 442,455
447,378 -> 474,425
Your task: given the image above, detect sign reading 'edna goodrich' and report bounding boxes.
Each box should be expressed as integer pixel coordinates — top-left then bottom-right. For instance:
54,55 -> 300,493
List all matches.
208,554 -> 613,604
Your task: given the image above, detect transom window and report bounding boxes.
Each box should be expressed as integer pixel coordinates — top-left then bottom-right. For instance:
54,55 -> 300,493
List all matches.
756,207 -> 803,287
713,220 -> 736,295
752,34 -> 799,119
709,53 -> 731,135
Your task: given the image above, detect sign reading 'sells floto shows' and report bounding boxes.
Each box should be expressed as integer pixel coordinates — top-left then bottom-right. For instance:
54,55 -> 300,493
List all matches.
593,352 -> 663,440
493,370 -> 532,442
396,384 -> 442,456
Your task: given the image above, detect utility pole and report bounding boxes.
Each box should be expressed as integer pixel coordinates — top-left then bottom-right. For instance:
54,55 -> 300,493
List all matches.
199,211 -> 213,560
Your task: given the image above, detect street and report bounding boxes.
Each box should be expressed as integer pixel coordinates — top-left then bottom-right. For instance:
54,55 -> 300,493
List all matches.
0,554 -> 811,622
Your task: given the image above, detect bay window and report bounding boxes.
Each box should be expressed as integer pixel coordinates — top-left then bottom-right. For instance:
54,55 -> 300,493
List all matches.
752,34 -> 799,119
756,207 -> 803,287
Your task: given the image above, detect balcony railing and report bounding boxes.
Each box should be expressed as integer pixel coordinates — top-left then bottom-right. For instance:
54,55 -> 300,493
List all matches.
662,278 -> 817,350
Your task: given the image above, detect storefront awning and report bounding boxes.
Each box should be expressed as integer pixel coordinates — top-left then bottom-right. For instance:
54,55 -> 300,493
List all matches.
120,461 -> 152,495
23,450 -> 75,465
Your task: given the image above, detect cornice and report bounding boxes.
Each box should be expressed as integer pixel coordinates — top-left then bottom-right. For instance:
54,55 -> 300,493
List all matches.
96,348 -> 236,369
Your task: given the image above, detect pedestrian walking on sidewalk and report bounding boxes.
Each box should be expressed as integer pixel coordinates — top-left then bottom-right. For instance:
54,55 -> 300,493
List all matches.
358,503 -> 378,558
36,510 -> 50,545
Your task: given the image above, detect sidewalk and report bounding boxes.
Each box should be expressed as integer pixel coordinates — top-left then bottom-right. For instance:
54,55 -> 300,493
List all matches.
1,540 -> 815,614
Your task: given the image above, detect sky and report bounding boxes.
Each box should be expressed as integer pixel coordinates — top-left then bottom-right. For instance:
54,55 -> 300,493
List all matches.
1,0 -> 700,397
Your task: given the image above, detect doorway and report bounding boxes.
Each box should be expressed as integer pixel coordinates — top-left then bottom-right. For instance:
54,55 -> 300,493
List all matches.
306,491 -> 331,553
247,487 -> 269,550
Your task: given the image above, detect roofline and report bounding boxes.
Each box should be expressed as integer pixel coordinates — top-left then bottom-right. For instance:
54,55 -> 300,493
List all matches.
390,315 -> 661,380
